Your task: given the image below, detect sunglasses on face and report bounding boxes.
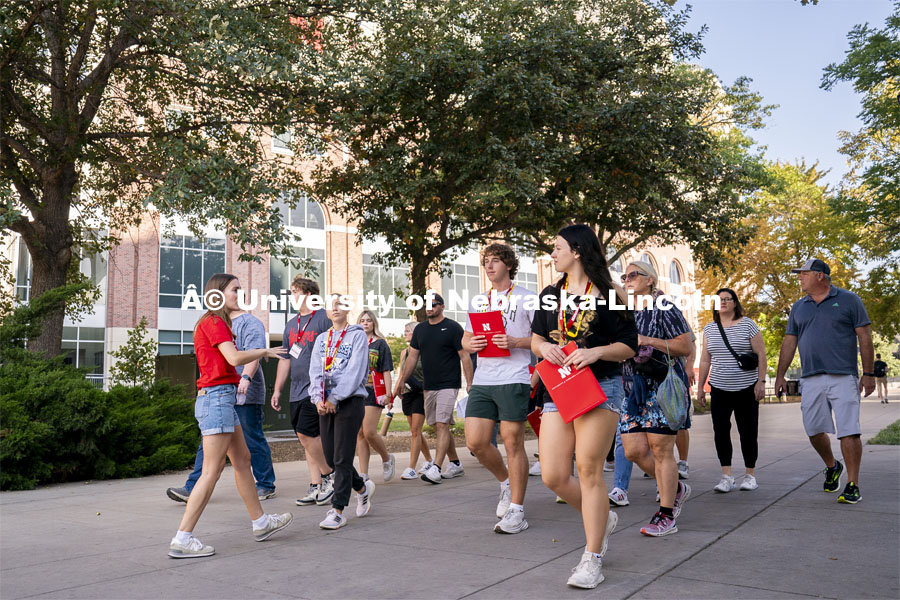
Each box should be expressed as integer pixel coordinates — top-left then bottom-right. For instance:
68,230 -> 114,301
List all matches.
621,271 -> 647,283
719,297 -> 736,304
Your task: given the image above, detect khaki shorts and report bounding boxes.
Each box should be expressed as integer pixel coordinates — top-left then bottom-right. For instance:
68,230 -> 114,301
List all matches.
424,388 -> 457,426
799,374 -> 861,438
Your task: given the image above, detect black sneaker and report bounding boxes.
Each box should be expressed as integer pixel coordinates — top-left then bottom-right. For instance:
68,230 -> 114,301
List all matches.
837,481 -> 861,504
823,460 -> 843,492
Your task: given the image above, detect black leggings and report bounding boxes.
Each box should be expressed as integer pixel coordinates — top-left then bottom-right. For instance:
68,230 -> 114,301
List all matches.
710,384 -> 759,469
319,395 -> 366,510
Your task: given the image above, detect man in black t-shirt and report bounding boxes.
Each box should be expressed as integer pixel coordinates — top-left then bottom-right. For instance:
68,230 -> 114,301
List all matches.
874,354 -> 889,403
395,294 -> 474,483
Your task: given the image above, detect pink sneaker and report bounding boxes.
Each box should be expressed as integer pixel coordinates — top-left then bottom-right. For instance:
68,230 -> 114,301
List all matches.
640,511 -> 678,537
673,481 -> 691,519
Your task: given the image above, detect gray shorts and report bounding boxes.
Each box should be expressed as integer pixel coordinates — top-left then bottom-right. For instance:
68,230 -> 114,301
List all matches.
799,374 -> 861,438
424,388 -> 457,426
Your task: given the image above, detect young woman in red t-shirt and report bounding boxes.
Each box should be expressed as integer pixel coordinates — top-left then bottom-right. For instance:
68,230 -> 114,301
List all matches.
169,274 -> 291,559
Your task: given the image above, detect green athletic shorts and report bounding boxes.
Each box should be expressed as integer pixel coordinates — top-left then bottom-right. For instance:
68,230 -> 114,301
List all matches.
465,383 -> 531,423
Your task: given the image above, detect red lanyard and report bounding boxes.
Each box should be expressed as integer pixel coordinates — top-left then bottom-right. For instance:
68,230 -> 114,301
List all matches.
291,310 -> 316,346
558,280 -> 592,341
324,326 -> 348,371
479,284 -> 514,313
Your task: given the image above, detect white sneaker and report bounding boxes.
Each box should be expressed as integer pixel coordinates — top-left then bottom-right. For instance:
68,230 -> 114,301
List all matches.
417,461 -> 433,475
714,474 -> 736,493
400,467 -> 418,480
383,454 -> 396,482
603,461 -> 614,472
496,485 -> 512,518
253,512 -> 294,541
296,483 -> 318,506
319,508 -> 346,530
494,508 -> 529,534
441,462 -> 465,479
356,480 -> 375,517
740,474 -> 758,491
677,460 -> 690,480
567,552 -> 604,589
600,511 -> 617,557
168,535 -> 215,559
420,464 -> 442,484
608,487 -> 629,507
316,473 -> 335,506
529,461 -> 541,476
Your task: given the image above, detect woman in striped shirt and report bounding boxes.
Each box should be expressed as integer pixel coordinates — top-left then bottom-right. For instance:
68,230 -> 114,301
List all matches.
697,288 -> 767,493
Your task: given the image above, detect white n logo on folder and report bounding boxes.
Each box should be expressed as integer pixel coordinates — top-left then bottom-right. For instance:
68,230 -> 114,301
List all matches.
482,323 -> 491,332
557,366 -> 572,378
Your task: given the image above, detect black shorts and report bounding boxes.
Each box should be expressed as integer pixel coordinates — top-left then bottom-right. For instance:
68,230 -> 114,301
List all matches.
365,387 -> 380,408
401,392 -> 425,416
290,399 -> 320,437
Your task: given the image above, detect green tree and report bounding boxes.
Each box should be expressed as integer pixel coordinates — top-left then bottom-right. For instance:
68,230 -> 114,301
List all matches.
696,161 -> 864,358
109,316 -> 157,388
0,0 -> 348,357
311,0 -> 770,311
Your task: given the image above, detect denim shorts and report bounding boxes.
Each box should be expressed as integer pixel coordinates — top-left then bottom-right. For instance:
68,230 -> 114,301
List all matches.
195,383 -> 240,436
542,376 -> 625,417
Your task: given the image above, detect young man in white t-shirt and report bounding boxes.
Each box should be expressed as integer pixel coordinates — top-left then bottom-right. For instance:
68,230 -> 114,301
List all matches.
463,244 -> 537,534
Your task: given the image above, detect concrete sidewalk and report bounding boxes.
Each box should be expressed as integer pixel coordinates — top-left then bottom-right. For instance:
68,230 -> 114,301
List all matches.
1,401 -> 898,599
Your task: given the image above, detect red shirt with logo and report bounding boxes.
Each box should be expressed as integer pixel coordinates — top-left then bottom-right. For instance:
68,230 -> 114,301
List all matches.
194,315 -> 241,389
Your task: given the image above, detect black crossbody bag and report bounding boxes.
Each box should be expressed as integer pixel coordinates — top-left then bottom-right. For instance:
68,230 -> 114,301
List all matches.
716,320 -> 759,371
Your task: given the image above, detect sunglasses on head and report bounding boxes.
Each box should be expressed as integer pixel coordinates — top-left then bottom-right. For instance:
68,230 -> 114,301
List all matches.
621,271 -> 647,283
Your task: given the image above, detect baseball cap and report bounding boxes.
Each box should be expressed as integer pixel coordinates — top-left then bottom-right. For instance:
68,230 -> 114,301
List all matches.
427,292 -> 445,306
791,258 -> 831,276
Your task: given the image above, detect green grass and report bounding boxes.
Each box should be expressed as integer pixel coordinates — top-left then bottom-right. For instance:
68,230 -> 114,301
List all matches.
869,420 -> 900,445
376,412 -> 465,436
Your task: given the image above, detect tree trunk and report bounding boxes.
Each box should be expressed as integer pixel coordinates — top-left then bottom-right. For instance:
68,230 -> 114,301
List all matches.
409,260 -> 429,323
22,173 -> 76,358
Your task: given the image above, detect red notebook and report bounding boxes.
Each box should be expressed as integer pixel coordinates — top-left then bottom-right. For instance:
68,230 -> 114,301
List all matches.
526,407 -> 542,438
372,371 -> 387,399
468,311 -> 510,357
535,342 -> 607,423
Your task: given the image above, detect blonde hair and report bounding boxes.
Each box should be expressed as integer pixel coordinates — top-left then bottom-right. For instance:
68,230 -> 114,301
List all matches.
626,261 -> 658,292
404,320 -> 419,333
357,309 -> 384,339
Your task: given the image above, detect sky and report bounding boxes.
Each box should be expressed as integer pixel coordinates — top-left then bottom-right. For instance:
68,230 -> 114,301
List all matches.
682,0 -> 894,189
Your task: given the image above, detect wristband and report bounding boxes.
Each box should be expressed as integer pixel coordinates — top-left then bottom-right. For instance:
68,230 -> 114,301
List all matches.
863,372 -> 875,377
241,374 -> 251,381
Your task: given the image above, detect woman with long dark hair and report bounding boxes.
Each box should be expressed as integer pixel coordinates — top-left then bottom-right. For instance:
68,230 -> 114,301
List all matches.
531,224 -> 638,589
697,288 -> 766,492
169,274 -> 292,559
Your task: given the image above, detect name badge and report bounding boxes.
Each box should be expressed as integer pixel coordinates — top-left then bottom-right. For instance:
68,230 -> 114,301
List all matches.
289,343 -> 301,359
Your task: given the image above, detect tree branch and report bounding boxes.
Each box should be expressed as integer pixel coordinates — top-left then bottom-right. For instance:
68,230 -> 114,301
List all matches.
66,3 -> 98,92
0,0 -> 52,70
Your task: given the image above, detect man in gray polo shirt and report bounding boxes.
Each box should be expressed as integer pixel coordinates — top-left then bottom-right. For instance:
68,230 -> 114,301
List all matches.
774,259 -> 875,505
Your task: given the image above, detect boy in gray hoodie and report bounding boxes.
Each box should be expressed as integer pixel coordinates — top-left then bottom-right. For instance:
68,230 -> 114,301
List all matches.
309,298 -> 375,530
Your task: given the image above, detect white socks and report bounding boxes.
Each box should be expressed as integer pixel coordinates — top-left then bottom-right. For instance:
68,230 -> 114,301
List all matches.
509,502 -> 524,512
173,530 -> 192,544
252,514 -> 270,530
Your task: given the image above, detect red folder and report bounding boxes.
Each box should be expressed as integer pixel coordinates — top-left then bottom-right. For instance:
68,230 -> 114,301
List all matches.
373,371 -> 387,398
535,342 -> 607,423
468,311 -> 510,357
526,407 -> 542,437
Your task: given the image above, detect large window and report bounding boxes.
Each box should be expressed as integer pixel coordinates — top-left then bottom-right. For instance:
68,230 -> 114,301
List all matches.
62,326 -> 105,385
441,263 -> 481,324
363,254 -> 410,320
640,252 -> 658,274
275,194 -> 326,230
158,235 -> 226,309
15,237 -> 107,304
512,270 -> 538,292
669,260 -> 683,286
158,330 -> 195,355
269,247 -> 325,313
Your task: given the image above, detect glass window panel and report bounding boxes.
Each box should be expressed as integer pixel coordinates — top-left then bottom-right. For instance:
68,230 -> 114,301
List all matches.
669,262 -> 682,285
79,327 -> 104,341
203,250 -> 225,283
363,266 -> 379,302
158,344 -> 181,356
185,344 -> 195,355
306,201 -> 325,229
273,129 -> 292,150
159,330 -> 181,343
159,247 -> 183,295
160,234 -> 181,248
80,342 -> 104,373
62,327 -> 78,341
204,238 -> 226,251
184,236 -> 203,249
183,249 -> 203,293
183,331 -> 194,343
159,295 -> 184,309
61,343 -> 77,367
269,258 -> 290,312
16,238 -> 32,288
